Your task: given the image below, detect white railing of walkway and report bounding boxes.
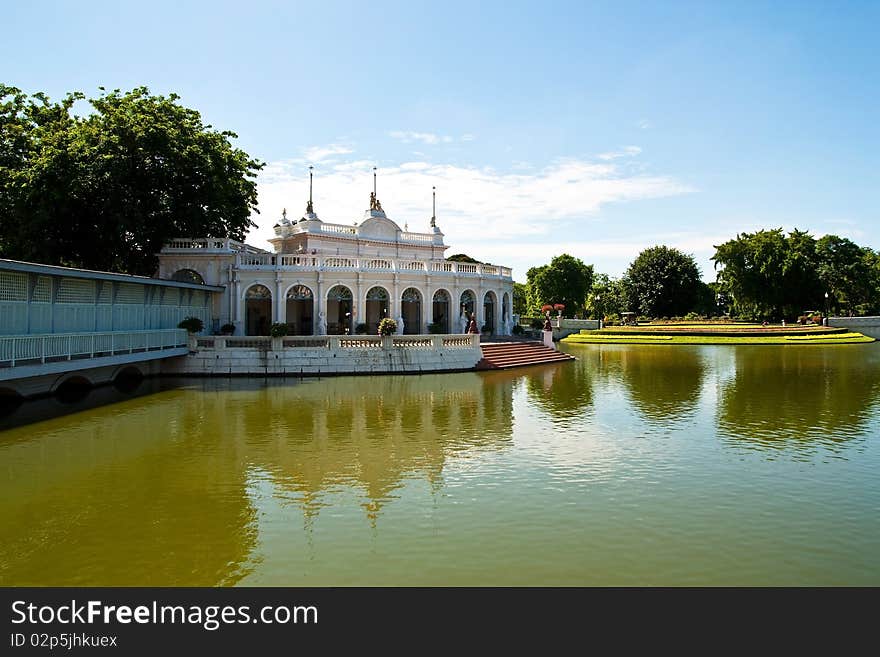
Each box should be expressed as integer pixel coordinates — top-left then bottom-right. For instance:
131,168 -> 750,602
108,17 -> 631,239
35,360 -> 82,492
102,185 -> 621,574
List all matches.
0,329 -> 188,367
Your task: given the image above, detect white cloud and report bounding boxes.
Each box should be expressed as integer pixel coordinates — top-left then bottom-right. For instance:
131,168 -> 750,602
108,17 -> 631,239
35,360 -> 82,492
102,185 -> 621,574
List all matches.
250,151 -> 695,280
302,143 -> 354,162
597,145 -> 642,160
637,119 -> 652,130
388,131 -> 465,145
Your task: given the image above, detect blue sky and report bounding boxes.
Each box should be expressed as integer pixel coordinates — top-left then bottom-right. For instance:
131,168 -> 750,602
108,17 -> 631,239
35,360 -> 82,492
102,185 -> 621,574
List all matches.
4,0 -> 878,281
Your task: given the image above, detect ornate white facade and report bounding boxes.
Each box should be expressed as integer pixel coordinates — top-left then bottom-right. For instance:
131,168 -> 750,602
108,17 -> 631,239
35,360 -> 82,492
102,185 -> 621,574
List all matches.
157,194 -> 514,336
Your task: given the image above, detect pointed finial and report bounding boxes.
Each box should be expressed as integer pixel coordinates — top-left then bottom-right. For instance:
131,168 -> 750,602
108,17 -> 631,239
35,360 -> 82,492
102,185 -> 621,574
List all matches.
430,186 -> 436,228
305,166 -> 314,214
282,207 -> 287,221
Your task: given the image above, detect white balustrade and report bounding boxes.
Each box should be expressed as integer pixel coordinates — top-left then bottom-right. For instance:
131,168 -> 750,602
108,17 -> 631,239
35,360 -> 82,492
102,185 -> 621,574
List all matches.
320,223 -> 357,235
362,259 -> 393,270
180,333 -> 479,354
323,257 -> 356,269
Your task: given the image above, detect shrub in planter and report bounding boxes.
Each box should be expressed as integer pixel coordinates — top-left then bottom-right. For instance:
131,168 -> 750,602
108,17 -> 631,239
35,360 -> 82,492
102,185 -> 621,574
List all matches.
378,318 -> 398,336
427,322 -> 443,334
481,324 -> 492,334
269,322 -> 289,338
178,316 -> 204,333
220,323 -> 235,335
512,324 -> 524,335
355,323 -> 368,335
530,318 -> 545,331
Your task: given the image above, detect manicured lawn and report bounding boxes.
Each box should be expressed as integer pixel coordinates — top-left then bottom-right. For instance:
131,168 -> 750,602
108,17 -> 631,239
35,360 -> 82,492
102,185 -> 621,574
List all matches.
562,331 -> 875,345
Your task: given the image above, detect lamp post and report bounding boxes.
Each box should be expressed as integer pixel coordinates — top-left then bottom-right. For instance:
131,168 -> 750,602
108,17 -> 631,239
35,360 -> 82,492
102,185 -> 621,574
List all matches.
824,291 -> 829,325
595,294 -> 602,328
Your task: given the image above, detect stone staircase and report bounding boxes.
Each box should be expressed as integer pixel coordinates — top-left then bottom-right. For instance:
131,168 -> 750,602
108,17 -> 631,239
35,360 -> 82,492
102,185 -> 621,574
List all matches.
476,340 -> 575,370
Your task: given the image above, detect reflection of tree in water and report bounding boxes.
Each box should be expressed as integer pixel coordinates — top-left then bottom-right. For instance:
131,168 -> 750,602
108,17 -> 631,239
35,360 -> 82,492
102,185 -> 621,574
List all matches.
521,361 -> 594,421
596,346 -> 706,423
717,346 -> 880,451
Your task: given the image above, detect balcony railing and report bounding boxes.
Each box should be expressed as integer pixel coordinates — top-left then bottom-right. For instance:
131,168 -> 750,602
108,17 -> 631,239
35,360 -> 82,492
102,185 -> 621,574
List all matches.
162,238 -> 267,254
233,254 -> 511,278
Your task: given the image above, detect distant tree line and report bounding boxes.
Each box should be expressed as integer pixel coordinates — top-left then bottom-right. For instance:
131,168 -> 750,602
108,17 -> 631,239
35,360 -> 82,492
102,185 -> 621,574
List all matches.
520,229 -> 880,322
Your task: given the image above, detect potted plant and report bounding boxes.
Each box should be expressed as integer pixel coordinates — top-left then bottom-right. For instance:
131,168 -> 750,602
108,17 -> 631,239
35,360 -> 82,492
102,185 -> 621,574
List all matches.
178,316 -> 204,351
355,322 -> 368,335
269,322 -> 289,338
178,316 -> 204,333
378,318 -> 398,336
220,322 -> 235,336
427,322 -> 443,334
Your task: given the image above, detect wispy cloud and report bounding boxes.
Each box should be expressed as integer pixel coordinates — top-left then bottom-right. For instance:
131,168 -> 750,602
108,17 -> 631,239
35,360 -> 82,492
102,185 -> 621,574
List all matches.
251,150 -> 695,279
597,145 -> 642,160
389,130 -> 471,145
636,119 -> 652,130
302,143 -> 354,162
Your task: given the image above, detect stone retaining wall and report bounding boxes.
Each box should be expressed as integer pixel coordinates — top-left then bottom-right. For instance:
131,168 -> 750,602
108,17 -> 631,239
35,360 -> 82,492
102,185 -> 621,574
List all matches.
828,316 -> 880,339
161,334 -> 483,376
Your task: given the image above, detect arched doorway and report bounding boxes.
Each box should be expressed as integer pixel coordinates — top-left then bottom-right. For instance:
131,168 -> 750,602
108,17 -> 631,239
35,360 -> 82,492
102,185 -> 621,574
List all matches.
401,288 -> 422,334
432,289 -> 451,333
502,292 -> 510,335
483,291 -> 497,334
365,286 -> 389,334
286,285 -> 314,335
326,285 -> 353,335
459,290 -> 475,333
171,269 -> 205,285
245,284 -> 272,336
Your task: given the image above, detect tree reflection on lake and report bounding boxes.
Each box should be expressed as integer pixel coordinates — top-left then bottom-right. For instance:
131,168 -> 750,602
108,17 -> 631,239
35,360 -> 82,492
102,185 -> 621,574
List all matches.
716,345 -> 880,452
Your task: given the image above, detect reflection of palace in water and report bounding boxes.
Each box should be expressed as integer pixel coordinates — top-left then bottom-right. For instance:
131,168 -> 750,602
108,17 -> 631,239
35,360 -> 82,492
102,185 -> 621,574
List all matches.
0,373 -> 514,585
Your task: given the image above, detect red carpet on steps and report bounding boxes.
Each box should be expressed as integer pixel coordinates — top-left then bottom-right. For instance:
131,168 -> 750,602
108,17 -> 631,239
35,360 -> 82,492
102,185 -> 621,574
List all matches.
476,341 -> 575,370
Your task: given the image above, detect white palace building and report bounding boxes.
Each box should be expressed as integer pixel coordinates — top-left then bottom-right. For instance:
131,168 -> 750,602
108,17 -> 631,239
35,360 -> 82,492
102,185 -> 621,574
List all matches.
157,177 -> 514,337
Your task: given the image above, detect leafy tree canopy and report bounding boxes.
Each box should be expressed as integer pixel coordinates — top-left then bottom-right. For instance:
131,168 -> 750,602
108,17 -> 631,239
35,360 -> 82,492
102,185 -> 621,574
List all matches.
585,273 -> 629,319
711,228 -> 880,319
0,85 -> 263,275
446,253 -> 481,263
526,253 -> 594,315
623,245 -> 701,318
512,281 -> 529,316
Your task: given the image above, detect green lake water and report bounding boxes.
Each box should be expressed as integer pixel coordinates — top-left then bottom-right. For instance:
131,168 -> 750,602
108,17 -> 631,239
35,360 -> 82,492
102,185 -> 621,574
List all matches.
2,343 -> 879,586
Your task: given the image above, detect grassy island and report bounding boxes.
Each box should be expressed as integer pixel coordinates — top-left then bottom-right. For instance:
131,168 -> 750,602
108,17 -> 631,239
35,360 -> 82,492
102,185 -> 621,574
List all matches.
562,322 -> 875,345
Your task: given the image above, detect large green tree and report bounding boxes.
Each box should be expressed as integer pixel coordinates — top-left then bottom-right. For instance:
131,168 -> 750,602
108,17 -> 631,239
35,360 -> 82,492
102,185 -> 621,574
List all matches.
623,245 -> 701,318
0,85 -> 262,275
712,228 -> 833,319
815,235 -> 876,315
526,253 -> 594,316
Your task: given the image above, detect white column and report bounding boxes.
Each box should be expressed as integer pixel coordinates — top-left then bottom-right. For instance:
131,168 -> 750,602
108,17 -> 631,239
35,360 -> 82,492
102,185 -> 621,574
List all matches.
314,276 -> 324,335
274,275 -> 283,323
423,282 -> 433,334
